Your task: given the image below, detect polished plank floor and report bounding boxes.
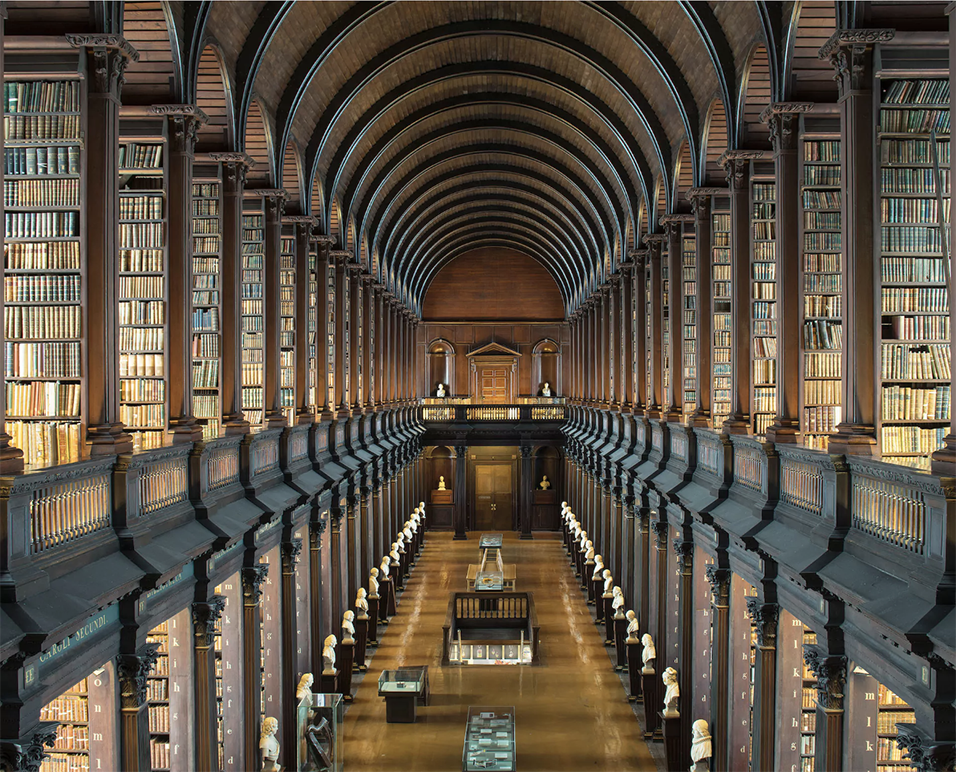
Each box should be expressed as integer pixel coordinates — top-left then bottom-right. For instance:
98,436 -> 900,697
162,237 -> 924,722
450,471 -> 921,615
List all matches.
343,531 -> 657,771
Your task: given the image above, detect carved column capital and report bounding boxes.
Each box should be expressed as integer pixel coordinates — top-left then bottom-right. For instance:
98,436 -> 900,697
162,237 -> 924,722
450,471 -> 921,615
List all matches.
281,538 -> 303,570
0,726 -> 58,772
241,564 -> 269,606
819,31 -> 893,97
152,105 -> 208,155
894,724 -> 956,772
116,643 -> 162,709
650,520 -> 668,547
745,598 -> 779,647
66,34 -> 139,99
802,644 -> 847,711
672,538 -> 693,571
192,595 -> 227,648
705,565 -> 731,604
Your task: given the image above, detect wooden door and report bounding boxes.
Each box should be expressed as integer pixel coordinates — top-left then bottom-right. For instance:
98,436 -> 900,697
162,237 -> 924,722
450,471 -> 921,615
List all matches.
478,365 -> 510,403
474,463 -> 513,531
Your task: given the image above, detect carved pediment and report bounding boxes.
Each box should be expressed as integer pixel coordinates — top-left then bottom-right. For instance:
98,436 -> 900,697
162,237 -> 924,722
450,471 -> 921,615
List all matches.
466,341 -> 522,358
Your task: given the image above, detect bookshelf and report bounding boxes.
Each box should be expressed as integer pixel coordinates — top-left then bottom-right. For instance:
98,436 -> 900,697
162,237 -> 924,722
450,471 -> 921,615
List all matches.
662,250 -> 670,408
801,627 -> 818,772
877,78 -> 952,468
712,204 -> 732,429
751,172 -> 777,437
682,232 -> 697,416
4,76 -> 85,466
308,242 -> 319,411
800,130 -> 843,451
326,251 -> 336,410
212,583 -> 225,770
39,678 -> 89,772
280,230 -> 295,425
191,164 -> 222,440
876,683 -> 916,771
241,198 -> 265,427
146,620 -> 171,772
118,119 -> 167,451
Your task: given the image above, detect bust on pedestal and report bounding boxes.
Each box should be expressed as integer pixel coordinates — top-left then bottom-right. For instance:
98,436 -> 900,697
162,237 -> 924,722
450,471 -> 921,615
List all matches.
354,590 -> 369,669
436,382 -> 446,398
641,634 -> 660,739
338,613 -> 355,701
690,719 -> 712,772
541,382 -> 552,397
625,612 -> 642,701
612,588 -> 627,669
260,717 -> 281,772
320,635 -> 338,694
438,476 -> 446,490
660,666 -> 682,771
539,475 -> 551,489
296,673 -> 313,707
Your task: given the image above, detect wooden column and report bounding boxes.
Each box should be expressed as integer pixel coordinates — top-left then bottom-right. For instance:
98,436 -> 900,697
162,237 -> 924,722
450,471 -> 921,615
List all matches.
609,277 -> 619,406
747,600 -> 779,772
630,251 -> 648,413
720,152 -> 754,434
454,444 -> 468,539
213,154 -> 253,433
116,644 -> 160,772
363,277 -> 376,410
262,190 -> 287,428
332,252 -> 351,417
821,30 -> 892,454
349,266 -> 363,413
240,565 -> 267,769
70,36 -> 137,454
619,266 -> 632,409
601,288 -> 611,405
643,236 -> 665,418
192,596 -> 226,772
330,504 -> 347,629
651,522 -> 669,673
674,540 -> 695,762
164,107 -> 206,442
706,566 -> 731,772
309,518 -> 328,670
763,106 -> 807,443
688,190 -> 717,427
520,445 -> 534,539
804,645 -> 848,772
279,539 -> 302,762
313,237 -> 334,419
291,218 -> 315,424
661,217 -> 688,422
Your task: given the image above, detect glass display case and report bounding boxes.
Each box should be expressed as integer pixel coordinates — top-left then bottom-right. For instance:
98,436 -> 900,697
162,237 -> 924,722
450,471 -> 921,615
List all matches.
474,571 -> 504,591
296,692 -> 343,772
463,706 -> 516,771
378,669 -> 427,723
478,533 -> 504,549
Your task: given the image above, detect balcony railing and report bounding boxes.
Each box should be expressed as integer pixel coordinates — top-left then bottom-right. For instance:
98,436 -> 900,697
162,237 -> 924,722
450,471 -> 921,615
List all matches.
422,400 -> 568,422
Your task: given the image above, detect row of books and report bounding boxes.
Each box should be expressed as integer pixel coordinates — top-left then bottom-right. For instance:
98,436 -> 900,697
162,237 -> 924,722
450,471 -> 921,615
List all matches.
192,217 -> 219,234
881,425 -> 947,455
804,296 -> 842,318
883,314 -> 949,341
5,305 -> 81,339
242,364 -> 264,383
803,166 -> 840,186
118,143 -> 163,169
5,211 -> 79,238
241,343 -> 263,361
804,141 -> 840,162
879,108 -> 950,134
118,300 -> 165,325
193,360 -> 219,388
804,211 -> 840,230
118,196 -> 163,220
7,420 -> 80,465
803,253 -> 841,273
804,320 -> 844,350
804,406 -> 841,433
4,178 -> 79,207
194,236 -> 220,253
193,290 -> 219,306
3,146 -> 80,175
753,242 -> 776,261
881,256 -> 947,284
880,343 -> 951,380
801,190 -> 841,209
193,256 -> 219,273
192,333 -> 220,358
881,287 -> 949,313
146,678 -> 168,702
242,388 -> 264,409
753,360 -> 777,384
804,232 -> 841,251
881,196 -> 948,222
40,754 -> 92,772
193,308 -> 219,331
150,739 -> 171,771
4,81 -> 80,113
753,337 -> 777,358
5,341 -> 81,377
131,430 -> 165,451
752,222 -> 775,240
805,378 -> 841,405
5,241 -> 80,269
120,378 -> 164,402
753,387 -> 776,412
5,274 -> 81,302
119,276 -> 164,299
882,79 -> 949,105
805,274 -> 840,293
804,351 -> 841,378
119,249 -> 164,273
120,404 -> 166,427
119,353 -> 165,378
881,167 -> 949,194
5,380 -> 81,417
193,274 -> 217,290
47,724 -> 90,752
882,138 -> 950,164
119,223 -> 164,248
194,395 -> 219,418
881,385 -> 951,421
119,327 -> 165,351
4,114 -> 81,140
881,226 -> 943,253
148,704 -> 171,733
193,198 -> 220,215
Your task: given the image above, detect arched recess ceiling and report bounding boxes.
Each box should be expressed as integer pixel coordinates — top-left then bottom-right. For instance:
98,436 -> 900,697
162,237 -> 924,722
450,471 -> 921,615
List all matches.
193,0 -> 766,312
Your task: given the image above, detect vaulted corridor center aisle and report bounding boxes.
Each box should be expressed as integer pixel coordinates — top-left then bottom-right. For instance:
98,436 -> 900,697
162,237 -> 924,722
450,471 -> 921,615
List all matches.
343,532 -> 657,772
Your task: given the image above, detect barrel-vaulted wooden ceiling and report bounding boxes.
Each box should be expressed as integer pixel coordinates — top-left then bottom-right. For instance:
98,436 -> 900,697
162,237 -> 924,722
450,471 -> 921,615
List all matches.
6,0 -> 948,312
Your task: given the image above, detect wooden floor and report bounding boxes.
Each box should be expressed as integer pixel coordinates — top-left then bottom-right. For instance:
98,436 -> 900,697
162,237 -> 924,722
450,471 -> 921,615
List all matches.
343,531 -> 658,771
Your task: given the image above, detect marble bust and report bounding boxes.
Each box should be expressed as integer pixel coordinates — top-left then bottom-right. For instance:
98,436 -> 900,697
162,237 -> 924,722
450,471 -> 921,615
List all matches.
341,610 -> 355,643
612,587 -> 625,617
625,610 -> 639,641
437,476 -> 446,490
542,382 -> 552,397
578,531 -> 588,551
641,634 -> 656,673
661,667 -> 680,716
584,540 -> 595,561
296,673 -> 313,707
403,524 -> 413,542
389,544 -> 401,564
322,635 -> 337,673
602,569 -> 613,596
379,558 -> 390,578
368,567 -> 380,597
592,556 -> 604,580
691,719 -> 713,769
356,587 -> 369,618
419,501 -> 425,512
260,717 -> 281,772
436,382 -> 446,397
394,536 -> 405,555
539,475 -> 550,489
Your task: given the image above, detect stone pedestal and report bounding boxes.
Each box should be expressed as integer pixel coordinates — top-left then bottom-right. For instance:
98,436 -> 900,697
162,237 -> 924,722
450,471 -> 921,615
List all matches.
614,616 -> 627,670
384,576 -> 397,616
661,711 -> 682,771
337,642 -> 354,701
368,596 -> 380,642
354,616 -> 368,671
626,640 -> 643,701
392,559 -> 403,590
320,668 -> 338,695
642,669 -> 661,739
590,576 -> 600,606
603,597 -> 614,644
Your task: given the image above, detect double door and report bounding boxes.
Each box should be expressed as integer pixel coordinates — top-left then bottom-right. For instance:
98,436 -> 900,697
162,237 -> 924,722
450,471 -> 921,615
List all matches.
474,463 -> 513,531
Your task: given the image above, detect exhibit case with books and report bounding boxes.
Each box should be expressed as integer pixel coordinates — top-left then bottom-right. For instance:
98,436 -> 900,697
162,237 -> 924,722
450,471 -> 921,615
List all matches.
462,706 -> 516,772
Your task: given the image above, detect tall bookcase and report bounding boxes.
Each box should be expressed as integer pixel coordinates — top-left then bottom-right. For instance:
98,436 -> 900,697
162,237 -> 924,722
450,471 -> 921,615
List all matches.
876,683 -> 916,771
280,230 -> 295,425
39,678 -> 89,772
146,620 -> 170,772
712,202 -> 732,428
800,119 -> 843,451
877,77 -> 951,468
4,74 -> 85,466
751,169 -> 778,436
662,251 -> 670,409
308,242 -> 319,411
325,252 -> 336,410
801,627 -> 818,772
682,231 -> 697,416
118,116 -> 168,451
241,197 -> 265,427
191,161 -> 223,440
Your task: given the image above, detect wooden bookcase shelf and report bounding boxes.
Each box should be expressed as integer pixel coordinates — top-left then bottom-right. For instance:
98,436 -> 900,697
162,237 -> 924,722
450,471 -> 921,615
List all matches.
146,621 -> 171,772
241,197 -> 265,428
682,228 -> 697,416
801,627 -> 818,772
280,229 -> 296,426
751,167 -> 777,437
711,200 -> 732,429
39,678 -> 90,772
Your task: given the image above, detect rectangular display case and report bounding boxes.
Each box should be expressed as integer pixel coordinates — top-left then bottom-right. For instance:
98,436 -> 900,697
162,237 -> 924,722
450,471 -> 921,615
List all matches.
296,692 -> 343,772
463,706 -> 516,772
378,669 -> 427,723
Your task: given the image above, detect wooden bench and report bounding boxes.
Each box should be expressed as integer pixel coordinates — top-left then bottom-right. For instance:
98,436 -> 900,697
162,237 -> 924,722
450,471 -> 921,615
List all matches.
441,591 -> 539,665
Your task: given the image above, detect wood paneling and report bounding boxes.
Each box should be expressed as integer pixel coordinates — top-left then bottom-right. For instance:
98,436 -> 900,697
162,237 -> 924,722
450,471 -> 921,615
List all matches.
422,248 -> 564,321
704,98 -> 729,186
122,1 -> 177,105
196,45 -> 231,150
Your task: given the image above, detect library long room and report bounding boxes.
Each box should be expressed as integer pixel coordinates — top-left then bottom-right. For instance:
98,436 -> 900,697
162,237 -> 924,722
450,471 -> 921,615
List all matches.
0,2 -> 954,772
